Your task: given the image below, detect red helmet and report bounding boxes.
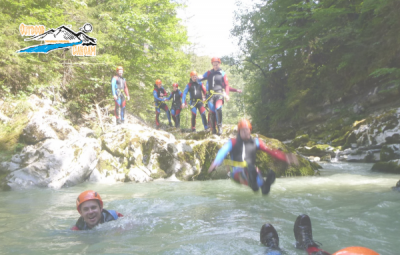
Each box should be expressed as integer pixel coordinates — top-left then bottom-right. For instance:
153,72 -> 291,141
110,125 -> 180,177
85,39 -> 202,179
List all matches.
238,119 -> 252,131
332,247 -> 379,255
211,57 -> 221,64
76,190 -> 103,213
116,66 -> 123,71
155,79 -> 162,85
172,83 -> 179,88
190,71 -> 197,77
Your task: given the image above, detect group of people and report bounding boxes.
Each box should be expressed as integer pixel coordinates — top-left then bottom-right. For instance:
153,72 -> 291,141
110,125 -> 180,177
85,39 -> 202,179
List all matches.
107,61 -> 379,254
111,57 -> 242,134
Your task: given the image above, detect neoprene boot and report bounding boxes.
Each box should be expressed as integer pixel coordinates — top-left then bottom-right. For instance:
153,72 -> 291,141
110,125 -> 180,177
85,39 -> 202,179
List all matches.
201,113 -> 208,130
260,223 -> 280,250
261,170 -> 276,195
294,214 -> 321,250
116,118 -> 121,125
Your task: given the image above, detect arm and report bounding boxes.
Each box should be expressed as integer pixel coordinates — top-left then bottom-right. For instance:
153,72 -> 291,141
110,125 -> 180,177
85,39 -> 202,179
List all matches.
256,138 -> 287,162
208,140 -> 233,173
201,82 -> 206,95
223,74 -> 230,96
153,90 -> 165,101
182,84 -> 189,105
229,87 -> 242,93
200,71 -> 209,81
71,225 -> 79,231
166,93 -> 172,100
124,80 -> 130,100
111,77 -> 117,99
116,212 -> 124,217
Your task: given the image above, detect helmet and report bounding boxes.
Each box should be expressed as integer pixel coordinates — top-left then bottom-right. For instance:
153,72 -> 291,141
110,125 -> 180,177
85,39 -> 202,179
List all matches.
332,247 -> 379,255
190,71 -> 197,77
211,57 -> 221,64
116,66 -> 123,71
172,83 -> 179,88
155,79 -> 162,85
238,119 -> 252,131
76,190 -> 103,213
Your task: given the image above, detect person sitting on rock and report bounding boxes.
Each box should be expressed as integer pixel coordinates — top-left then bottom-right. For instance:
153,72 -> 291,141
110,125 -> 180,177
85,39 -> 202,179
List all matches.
166,83 -> 182,128
182,71 -> 208,132
71,190 -> 123,230
153,79 -> 173,129
208,119 -> 298,195
260,214 -> 379,255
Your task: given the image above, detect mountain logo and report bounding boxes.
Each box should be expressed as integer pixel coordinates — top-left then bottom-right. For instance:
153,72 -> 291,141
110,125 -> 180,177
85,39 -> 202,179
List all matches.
17,23 -> 97,56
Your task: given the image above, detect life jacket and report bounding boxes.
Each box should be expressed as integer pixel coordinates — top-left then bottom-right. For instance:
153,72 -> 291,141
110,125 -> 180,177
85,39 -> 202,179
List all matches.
73,209 -> 119,230
206,69 -> 226,92
113,75 -> 126,97
153,85 -> 167,103
170,89 -> 182,107
188,81 -> 203,101
230,134 -> 257,166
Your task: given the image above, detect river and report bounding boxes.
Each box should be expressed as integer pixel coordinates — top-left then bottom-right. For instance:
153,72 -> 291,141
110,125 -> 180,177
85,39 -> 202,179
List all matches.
0,162 -> 398,254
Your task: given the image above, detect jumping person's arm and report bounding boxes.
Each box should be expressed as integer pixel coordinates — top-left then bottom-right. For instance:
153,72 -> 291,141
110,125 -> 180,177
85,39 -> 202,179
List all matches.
208,139 -> 234,173
256,139 -> 299,165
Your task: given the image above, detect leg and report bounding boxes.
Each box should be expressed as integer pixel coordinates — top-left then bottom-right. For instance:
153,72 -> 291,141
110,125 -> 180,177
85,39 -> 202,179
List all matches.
261,169 -> 276,195
208,99 -> 216,134
215,98 -> 223,135
198,102 -> 208,130
115,98 -> 122,124
171,108 -> 177,126
191,106 -> 197,131
162,104 -> 172,126
176,108 -> 181,128
121,99 -> 126,123
155,107 -> 161,128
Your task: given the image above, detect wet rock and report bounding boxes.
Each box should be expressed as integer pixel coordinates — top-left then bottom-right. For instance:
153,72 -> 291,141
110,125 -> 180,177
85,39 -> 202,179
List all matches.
391,180 -> 400,191
371,159 -> 400,173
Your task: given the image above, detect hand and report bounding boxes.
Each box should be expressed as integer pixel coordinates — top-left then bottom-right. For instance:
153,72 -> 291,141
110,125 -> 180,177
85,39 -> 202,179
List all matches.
182,103 -> 186,109
127,96 -> 130,101
286,153 -> 299,166
225,95 -> 230,101
237,89 -> 242,93
113,95 -> 117,100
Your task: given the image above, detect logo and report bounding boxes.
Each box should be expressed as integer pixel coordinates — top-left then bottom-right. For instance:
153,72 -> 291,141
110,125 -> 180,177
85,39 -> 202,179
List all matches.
17,23 -> 97,56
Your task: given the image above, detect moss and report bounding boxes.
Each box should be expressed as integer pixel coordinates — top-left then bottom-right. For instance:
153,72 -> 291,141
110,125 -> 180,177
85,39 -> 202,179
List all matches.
291,134 -> 309,147
0,172 -> 11,191
297,144 -> 333,156
331,130 -> 351,147
97,158 -> 115,174
353,119 -> 366,129
150,169 -> 167,179
74,147 -> 82,158
141,137 -> 156,165
371,161 -> 400,173
192,141 -> 222,180
0,100 -> 31,152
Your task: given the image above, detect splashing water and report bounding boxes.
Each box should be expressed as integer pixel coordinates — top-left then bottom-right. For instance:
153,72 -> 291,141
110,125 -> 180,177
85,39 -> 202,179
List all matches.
0,162 -> 398,254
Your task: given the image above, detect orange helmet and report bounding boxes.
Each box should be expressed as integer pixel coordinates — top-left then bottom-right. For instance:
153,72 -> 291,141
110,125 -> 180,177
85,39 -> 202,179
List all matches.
332,247 -> 379,255
172,83 -> 179,88
211,57 -> 221,64
76,190 -> 103,213
190,71 -> 197,77
116,66 -> 123,71
238,119 -> 252,131
155,79 -> 162,85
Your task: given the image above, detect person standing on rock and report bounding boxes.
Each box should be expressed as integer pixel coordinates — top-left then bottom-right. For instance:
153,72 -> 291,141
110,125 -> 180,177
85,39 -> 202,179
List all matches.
112,66 -> 130,125
199,57 -> 230,135
166,83 -> 182,128
208,119 -> 298,195
182,71 -> 208,132
153,79 -> 172,129
71,190 -> 123,230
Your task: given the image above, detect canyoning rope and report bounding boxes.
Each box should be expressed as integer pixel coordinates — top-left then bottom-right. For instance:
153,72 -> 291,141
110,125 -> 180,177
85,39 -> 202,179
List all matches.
223,159 -> 247,168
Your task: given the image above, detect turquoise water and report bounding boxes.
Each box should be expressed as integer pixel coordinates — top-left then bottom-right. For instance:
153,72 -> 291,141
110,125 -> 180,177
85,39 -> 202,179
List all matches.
0,162 -> 399,254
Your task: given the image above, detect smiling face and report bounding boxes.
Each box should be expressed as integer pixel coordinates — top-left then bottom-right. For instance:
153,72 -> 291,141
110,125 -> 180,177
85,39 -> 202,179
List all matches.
212,61 -> 220,70
79,200 -> 102,229
240,127 -> 251,141
191,75 -> 198,82
117,69 -> 123,76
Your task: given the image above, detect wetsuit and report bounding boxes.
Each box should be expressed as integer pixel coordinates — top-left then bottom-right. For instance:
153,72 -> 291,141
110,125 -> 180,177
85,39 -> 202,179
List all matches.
153,85 -> 172,128
167,89 -> 182,128
71,209 -> 123,230
201,69 -> 229,134
112,76 -> 130,123
212,134 -> 287,192
182,80 -> 208,131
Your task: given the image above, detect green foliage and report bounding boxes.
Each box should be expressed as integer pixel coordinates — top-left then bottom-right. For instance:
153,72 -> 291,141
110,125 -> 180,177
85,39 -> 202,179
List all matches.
0,0 -> 191,123
232,0 -> 400,135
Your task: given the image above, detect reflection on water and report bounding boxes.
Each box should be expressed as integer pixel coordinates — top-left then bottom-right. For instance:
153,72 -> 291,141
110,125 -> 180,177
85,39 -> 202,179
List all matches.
0,163 -> 399,254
